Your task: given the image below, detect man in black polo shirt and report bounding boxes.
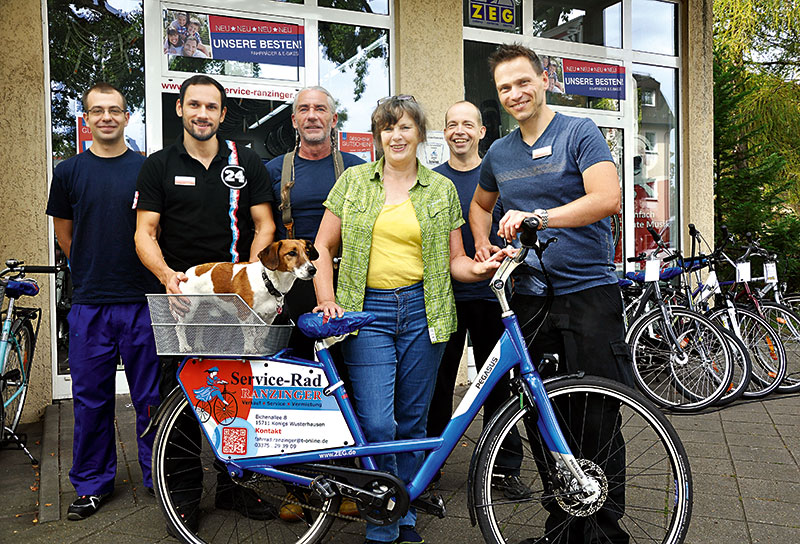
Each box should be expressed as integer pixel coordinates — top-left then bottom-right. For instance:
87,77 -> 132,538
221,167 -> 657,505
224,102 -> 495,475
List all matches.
134,75 -> 276,534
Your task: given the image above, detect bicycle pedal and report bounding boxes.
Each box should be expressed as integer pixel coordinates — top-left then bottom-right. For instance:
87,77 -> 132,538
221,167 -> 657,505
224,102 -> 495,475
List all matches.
411,491 -> 446,519
310,477 -> 337,500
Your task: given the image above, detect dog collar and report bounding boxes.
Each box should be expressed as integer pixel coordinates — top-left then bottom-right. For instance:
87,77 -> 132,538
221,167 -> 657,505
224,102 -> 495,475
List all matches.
262,269 -> 286,314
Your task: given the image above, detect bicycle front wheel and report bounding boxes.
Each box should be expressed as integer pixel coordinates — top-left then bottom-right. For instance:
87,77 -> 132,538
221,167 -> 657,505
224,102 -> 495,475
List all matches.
2,319 -> 34,434
628,307 -> 732,411
152,390 -> 339,544
472,376 -> 692,544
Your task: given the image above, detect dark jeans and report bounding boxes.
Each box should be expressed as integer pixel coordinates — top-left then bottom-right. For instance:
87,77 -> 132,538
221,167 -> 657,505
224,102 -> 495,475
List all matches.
426,298 -> 522,474
513,283 -> 632,544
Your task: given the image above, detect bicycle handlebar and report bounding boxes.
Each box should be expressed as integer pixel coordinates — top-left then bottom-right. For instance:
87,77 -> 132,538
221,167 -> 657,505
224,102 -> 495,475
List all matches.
1,261 -> 66,279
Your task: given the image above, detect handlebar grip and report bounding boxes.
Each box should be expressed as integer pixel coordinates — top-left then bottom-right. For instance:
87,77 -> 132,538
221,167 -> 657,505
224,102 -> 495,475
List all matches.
688,223 -> 697,237
21,265 -> 64,274
663,254 -> 680,263
647,225 -> 662,243
519,216 -> 540,248
745,231 -> 753,242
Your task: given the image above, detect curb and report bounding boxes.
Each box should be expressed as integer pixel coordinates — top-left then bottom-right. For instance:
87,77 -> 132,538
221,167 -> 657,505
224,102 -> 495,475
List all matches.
38,403 -> 60,523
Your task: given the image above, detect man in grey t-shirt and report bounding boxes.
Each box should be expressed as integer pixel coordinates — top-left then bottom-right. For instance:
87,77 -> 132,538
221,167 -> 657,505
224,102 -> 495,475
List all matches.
469,43 -> 632,544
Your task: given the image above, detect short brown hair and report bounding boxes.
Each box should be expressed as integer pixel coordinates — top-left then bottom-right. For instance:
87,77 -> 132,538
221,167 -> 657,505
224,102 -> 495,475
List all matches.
488,43 -> 544,80
371,97 -> 427,150
81,82 -> 127,111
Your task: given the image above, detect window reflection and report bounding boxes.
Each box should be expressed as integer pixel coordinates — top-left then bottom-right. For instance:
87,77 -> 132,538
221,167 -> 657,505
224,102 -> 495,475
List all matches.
533,1 -> 622,48
633,64 -> 678,255
631,0 -> 677,56
319,0 -> 389,15
600,127 -> 624,270
318,22 -> 390,133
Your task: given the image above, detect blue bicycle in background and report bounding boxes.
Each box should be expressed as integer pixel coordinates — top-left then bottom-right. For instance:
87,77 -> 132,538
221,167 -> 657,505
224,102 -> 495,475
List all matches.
147,218 -> 692,544
1,259 -> 64,464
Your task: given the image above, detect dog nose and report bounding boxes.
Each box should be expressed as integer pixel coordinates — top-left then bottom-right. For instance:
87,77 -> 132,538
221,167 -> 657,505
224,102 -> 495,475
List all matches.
308,265 -> 317,276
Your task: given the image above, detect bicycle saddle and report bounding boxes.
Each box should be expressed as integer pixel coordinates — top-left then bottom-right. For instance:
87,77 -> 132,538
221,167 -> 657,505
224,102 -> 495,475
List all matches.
4,279 -> 40,298
625,267 -> 683,283
297,311 -> 376,339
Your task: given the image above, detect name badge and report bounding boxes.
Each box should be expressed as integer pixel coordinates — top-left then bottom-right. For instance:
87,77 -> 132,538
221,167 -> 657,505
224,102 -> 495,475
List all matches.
532,146 -> 552,160
175,176 -> 196,186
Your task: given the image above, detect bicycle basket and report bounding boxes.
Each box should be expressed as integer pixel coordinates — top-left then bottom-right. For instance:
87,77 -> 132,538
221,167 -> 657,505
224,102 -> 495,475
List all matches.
146,294 -> 293,357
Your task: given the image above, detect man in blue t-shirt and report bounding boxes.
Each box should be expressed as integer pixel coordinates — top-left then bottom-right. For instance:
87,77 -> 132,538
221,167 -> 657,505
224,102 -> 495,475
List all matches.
264,86 -> 364,520
470,44 -> 633,544
46,83 -> 161,520
426,101 -> 528,498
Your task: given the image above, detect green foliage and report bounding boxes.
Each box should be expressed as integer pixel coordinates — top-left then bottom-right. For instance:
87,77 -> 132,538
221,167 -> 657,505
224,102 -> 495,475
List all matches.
713,48 -> 800,290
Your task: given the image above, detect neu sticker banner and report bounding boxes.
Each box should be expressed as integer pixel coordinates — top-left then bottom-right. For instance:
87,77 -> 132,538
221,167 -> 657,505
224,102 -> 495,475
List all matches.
208,16 -> 305,67
562,59 -> 626,100
179,358 -> 353,459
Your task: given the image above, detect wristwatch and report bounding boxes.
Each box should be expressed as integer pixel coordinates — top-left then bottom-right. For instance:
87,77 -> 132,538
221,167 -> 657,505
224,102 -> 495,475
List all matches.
533,208 -> 549,230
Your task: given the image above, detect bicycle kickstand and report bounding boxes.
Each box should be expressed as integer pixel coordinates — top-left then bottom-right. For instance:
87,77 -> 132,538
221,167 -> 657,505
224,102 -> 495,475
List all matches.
2,426 -> 39,465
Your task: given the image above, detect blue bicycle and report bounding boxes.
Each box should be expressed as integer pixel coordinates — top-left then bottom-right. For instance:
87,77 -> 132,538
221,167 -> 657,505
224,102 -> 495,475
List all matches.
148,218 -> 692,544
1,259 -> 64,464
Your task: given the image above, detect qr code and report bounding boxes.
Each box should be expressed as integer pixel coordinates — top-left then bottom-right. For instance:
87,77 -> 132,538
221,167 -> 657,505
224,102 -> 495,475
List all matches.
222,427 -> 247,455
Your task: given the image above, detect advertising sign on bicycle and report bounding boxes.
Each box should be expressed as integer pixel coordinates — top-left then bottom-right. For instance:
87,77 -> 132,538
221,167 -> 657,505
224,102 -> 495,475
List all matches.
178,358 -> 354,458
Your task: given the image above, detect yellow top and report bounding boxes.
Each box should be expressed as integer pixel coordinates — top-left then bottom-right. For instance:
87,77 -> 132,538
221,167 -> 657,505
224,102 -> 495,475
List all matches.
366,198 -> 424,289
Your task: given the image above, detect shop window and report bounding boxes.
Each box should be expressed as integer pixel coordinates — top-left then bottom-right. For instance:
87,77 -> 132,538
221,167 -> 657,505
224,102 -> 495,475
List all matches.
47,0 -> 145,376
319,0 -> 389,15
464,0 -> 522,34
632,0 -> 677,56
633,64 -> 678,255
532,1 -> 622,48
318,22 -> 389,136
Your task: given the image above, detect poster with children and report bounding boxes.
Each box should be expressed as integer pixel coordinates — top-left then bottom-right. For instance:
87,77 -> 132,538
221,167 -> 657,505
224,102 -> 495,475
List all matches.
163,10 -> 213,59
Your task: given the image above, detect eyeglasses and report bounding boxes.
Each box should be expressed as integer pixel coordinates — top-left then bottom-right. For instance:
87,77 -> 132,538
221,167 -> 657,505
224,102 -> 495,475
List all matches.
86,107 -> 126,117
377,94 -> 416,105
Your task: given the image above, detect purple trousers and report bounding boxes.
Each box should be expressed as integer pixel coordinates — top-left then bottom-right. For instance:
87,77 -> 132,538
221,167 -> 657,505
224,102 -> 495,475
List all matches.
67,302 -> 160,495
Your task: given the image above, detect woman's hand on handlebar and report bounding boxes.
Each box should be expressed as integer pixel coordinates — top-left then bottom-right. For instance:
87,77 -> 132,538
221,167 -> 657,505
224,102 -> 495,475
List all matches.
313,300 -> 345,319
471,247 -> 517,278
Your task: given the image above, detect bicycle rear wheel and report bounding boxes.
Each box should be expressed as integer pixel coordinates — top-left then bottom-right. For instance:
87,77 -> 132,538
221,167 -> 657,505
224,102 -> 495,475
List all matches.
708,306 -> 786,399
627,307 -> 732,411
758,302 -> 800,393
472,376 -> 692,544
2,319 -> 34,434
151,389 -> 339,544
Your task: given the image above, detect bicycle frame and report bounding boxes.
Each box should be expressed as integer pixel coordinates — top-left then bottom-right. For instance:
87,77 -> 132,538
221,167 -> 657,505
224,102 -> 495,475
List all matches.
174,244 -> 601,507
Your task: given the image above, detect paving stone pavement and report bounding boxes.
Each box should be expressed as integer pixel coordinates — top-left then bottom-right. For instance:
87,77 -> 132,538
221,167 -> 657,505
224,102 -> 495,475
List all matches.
1,390 -> 799,543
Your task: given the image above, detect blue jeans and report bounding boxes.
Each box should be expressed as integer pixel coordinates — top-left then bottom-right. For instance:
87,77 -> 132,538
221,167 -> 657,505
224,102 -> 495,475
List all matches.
342,282 -> 446,543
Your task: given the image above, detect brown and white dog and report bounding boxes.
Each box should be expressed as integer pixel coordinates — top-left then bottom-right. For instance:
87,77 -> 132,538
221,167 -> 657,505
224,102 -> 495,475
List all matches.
175,239 -> 318,353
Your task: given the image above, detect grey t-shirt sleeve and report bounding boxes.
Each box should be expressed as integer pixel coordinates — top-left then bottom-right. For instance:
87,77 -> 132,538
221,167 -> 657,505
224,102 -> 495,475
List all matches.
574,118 -> 615,173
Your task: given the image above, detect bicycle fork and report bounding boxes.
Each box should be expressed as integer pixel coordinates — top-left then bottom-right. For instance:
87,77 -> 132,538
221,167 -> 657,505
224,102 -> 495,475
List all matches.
519,368 -> 604,505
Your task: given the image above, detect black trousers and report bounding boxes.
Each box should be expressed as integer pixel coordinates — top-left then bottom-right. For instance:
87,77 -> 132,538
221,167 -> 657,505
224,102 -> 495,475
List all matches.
427,298 -> 523,474
513,283 -> 632,544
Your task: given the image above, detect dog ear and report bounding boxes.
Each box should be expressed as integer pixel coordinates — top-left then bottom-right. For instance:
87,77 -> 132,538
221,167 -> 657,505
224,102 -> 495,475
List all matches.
305,239 -> 319,261
259,241 -> 281,270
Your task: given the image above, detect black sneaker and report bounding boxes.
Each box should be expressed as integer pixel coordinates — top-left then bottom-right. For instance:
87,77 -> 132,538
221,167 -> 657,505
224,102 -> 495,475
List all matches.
215,484 -> 278,520
492,474 -> 534,500
67,493 -> 109,520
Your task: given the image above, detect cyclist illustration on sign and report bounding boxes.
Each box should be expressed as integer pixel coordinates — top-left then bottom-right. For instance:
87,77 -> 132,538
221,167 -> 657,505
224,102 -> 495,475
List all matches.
193,367 -> 238,425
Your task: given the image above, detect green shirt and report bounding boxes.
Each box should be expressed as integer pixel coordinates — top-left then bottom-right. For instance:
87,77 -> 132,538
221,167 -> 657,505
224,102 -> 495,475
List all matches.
324,158 -> 465,343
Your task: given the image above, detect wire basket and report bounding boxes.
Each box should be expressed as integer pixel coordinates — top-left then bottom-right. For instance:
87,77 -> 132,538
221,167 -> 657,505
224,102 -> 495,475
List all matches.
146,294 -> 293,357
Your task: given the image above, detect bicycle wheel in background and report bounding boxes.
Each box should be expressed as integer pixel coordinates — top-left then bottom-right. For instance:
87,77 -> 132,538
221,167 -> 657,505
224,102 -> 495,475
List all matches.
151,389 -> 340,544
627,307 -> 732,411
758,302 -> 800,393
714,326 -> 753,406
708,306 -> 787,399
472,376 -> 692,544
779,294 -> 800,316
2,319 -> 34,434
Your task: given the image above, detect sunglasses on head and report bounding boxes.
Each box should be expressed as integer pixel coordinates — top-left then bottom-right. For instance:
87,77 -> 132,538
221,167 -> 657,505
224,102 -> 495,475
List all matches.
377,94 -> 416,105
